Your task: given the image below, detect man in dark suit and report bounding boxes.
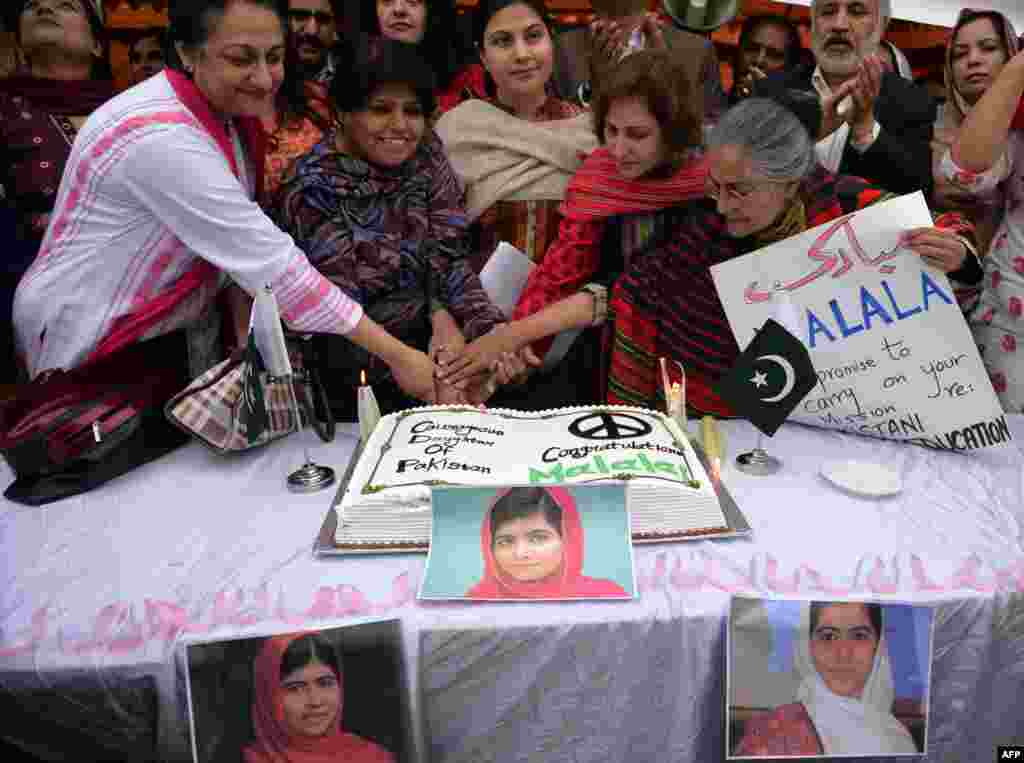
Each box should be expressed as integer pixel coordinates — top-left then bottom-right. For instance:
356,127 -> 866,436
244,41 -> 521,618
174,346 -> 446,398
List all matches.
553,0 -> 726,121
755,0 -> 935,196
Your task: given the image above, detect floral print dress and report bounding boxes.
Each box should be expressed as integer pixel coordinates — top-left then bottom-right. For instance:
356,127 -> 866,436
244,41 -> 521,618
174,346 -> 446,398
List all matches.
939,135 -> 1024,413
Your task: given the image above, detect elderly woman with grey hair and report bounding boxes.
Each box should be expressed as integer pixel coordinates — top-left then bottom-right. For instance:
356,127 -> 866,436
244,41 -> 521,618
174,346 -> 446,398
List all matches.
607,93 -> 982,415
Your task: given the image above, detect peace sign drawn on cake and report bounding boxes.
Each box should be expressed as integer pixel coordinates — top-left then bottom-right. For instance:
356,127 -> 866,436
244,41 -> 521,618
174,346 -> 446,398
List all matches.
568,412 -> 653,441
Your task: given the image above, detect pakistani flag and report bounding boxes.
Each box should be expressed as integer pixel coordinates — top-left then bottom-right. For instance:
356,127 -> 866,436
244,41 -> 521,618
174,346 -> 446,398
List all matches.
714,319 -> 817,437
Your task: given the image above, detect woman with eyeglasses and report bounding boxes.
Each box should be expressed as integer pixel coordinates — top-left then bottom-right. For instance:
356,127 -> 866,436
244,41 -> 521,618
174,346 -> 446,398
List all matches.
14,0 -> 438,398
1,0 -> 115,382
607,93 -> 980,415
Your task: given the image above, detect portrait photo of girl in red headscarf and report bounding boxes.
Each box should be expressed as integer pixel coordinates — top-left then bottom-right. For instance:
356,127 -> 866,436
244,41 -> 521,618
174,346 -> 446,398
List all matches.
420,485 -> 636,602
185,621 -> 411,763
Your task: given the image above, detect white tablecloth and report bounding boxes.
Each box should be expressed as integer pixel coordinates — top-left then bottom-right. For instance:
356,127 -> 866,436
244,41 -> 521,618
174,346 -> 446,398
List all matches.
2,418 -> 1023,761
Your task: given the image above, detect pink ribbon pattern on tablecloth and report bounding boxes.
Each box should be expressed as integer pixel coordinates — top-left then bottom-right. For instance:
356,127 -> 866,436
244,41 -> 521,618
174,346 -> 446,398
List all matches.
2,554 -> 1023,657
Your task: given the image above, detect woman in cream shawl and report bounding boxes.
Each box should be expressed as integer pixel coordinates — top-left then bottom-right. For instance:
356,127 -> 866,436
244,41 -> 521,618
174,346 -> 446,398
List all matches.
736,601 -> 918,756
434,0 -> 598,271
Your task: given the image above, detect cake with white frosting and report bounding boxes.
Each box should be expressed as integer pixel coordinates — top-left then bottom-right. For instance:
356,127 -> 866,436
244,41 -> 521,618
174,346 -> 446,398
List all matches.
334,405 -> 730,550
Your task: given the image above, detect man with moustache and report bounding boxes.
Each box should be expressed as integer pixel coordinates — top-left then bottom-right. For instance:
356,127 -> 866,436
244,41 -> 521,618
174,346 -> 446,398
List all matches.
554,0 -> 726,120
755,0 -> 935,195
287,0 -> 339,83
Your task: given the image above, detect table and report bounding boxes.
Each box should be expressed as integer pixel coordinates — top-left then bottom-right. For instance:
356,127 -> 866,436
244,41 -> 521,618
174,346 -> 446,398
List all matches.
2,417 -> 1023,761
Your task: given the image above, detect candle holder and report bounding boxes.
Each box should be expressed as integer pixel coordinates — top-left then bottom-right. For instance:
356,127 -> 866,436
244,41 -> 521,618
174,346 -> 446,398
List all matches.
736,432 -> 782,476
287,460 -> 336,493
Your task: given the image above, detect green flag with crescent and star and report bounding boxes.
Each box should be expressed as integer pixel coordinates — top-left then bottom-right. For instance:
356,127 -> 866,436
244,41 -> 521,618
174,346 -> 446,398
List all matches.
713,318 -> 817,437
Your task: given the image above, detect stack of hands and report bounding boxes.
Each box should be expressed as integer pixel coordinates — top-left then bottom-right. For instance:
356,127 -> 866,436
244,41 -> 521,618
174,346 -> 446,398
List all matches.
387,322 -> 542,406
429,323 -> 542,406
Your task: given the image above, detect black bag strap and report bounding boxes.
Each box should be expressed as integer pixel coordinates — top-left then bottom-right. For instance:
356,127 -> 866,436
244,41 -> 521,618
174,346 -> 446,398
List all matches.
291,337 -> 335,443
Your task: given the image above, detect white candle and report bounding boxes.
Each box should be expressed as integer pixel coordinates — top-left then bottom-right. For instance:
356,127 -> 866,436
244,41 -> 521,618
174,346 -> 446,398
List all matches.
357,370 -> 380,443
668,382 -> 683,422
661,357 -> 687,430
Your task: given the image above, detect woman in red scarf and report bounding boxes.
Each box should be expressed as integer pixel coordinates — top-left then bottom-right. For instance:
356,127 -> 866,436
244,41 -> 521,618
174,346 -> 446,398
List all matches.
0,0 -> 115,381
438,50 -> 707,403
467,486 -> 629,600
244,632 -> 394,763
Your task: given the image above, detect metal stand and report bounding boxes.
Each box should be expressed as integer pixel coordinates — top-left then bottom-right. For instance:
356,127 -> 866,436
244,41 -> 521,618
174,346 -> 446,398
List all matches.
735,432 -> 782,476
287,448 -> 336,493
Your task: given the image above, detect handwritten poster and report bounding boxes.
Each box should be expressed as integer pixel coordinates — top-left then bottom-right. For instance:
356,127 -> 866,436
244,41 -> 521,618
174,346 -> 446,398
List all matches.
711,193 -> 1010,451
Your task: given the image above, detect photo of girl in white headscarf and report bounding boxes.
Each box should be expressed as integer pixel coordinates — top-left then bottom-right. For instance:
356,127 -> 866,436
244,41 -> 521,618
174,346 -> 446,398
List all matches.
730,599 -> 929,758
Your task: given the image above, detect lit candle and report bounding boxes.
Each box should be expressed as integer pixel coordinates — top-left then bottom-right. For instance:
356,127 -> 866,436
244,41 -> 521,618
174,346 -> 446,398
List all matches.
357,369 -> 380,443
661,357 -> 687,430
665,382 -> 682,430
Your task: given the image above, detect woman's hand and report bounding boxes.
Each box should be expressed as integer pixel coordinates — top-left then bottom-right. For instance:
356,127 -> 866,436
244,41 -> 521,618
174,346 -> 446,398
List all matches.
461,350 -> 537,404
436,324 -> 522,387
501,346 -> 542,386
429,309 -> 466,358
901,227 -> 969,273
389,347 -> 438,403
431,344 -> 468,405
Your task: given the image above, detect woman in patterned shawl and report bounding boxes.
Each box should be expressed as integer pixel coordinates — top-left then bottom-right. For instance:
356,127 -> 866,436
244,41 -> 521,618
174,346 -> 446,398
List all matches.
272,39 -> 505,417
609,93 -> 981,416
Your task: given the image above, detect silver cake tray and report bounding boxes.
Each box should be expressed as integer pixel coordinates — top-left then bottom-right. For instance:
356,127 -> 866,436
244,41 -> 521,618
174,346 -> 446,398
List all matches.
312,437 -> 752,557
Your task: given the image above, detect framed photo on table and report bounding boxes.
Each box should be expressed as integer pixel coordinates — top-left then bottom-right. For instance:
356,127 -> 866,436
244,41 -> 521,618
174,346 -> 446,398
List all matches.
183,618 -> 412,763
727,596 -> 934,758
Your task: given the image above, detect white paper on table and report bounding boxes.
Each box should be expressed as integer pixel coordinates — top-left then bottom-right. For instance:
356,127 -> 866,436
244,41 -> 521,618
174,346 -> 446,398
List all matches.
478,240 -> 584,371
710,192 -> 1009,451
479,241 -> 534,318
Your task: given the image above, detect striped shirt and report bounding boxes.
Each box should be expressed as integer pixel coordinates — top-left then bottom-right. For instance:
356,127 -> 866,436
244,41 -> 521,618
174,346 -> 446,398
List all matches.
14,73 -> 362,377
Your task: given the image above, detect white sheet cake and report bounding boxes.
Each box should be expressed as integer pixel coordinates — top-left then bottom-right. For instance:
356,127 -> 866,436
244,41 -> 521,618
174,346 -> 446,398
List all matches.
334,405 -> 729,550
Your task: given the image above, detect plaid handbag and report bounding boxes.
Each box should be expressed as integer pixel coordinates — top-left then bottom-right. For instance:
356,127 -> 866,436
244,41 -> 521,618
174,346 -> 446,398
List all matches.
164,335 -> 334,452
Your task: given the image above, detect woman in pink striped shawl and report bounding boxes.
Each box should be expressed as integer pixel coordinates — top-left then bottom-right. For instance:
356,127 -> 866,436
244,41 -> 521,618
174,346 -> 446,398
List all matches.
12,0 -> 436,404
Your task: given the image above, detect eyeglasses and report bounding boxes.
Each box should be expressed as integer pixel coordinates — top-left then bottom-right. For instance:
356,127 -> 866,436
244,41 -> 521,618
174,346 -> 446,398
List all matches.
704,175 -> 782,203
288,9 -> 334,25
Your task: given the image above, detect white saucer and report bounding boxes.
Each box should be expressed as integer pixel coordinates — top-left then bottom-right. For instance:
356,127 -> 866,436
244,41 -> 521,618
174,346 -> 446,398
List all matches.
820,460 -> 903,497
